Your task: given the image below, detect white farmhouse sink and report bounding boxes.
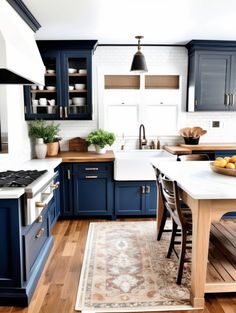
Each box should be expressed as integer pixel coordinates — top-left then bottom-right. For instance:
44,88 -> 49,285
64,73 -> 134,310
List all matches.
114,149 -> 175,181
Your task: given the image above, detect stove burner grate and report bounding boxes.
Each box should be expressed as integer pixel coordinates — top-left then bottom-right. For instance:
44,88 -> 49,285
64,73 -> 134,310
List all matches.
0,170 -> 47,187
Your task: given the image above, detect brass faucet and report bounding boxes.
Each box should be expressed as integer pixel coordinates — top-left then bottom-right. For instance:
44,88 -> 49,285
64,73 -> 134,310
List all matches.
139,124 -> 147,149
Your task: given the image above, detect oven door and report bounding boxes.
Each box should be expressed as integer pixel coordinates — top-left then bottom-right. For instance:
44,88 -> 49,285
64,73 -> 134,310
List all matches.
24,171 -> 59,225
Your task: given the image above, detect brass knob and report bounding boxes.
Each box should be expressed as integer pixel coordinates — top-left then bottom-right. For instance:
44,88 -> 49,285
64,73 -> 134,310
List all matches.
35,201 -> 46,208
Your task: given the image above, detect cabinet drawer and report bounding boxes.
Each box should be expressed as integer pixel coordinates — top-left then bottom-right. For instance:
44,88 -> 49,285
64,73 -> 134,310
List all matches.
73,162 -> 113,174
23,211 -> 48,280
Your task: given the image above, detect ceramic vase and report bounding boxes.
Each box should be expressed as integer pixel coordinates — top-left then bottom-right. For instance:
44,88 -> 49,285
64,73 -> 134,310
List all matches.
95,145 -> 106,154
35,138 -> 47,159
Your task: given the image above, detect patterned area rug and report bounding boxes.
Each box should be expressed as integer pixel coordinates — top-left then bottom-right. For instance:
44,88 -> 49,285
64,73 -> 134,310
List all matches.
75,221 -> 193,312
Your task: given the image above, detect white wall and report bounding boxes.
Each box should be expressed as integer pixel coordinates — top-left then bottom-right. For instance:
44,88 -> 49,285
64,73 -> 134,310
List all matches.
0,86 -> 31,161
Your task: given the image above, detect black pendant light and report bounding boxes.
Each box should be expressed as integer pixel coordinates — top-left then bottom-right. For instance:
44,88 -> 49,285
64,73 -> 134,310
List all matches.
130,36 -> 148,73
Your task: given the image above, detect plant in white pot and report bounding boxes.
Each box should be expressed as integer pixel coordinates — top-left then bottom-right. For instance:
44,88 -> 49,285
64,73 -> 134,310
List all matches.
86,129 -> 116,154
28,120 -> 48,159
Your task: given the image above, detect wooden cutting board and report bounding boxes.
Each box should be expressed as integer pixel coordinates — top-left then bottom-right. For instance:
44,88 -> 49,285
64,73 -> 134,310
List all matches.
68,137 -> 88,152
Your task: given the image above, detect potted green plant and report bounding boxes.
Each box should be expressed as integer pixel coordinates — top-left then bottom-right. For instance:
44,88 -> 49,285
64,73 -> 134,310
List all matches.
86,129 -> 116,154
28,120 -> 61,158
44,122 -> 61,156
28,120 -> 48,159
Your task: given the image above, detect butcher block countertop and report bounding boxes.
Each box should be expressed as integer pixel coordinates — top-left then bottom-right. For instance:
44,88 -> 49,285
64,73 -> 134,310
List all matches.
164,143 -> 236,155
57,150 -> 115,162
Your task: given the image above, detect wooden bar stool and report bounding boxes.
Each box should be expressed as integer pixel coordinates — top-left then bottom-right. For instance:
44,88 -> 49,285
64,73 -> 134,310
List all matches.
160,176 -> 192,285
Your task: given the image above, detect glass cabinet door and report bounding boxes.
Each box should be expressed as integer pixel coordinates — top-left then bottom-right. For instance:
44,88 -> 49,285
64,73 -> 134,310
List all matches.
24,50 -> 61,120
61,51 -> 92,120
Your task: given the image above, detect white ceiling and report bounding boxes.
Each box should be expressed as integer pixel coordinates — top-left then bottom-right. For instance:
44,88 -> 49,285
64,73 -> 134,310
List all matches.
23,0 -> 236,44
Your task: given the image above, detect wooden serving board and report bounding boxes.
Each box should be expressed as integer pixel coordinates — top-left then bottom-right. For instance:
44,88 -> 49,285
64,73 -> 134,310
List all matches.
68,137 -> 88,152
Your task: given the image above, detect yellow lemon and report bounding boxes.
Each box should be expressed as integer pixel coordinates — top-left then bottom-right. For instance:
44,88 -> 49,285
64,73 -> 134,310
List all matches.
213,159 -> 227,168
224,157 -> 231,163
230,155 -> 236,163
226,162 -> 235,169
215,157 -> 224,161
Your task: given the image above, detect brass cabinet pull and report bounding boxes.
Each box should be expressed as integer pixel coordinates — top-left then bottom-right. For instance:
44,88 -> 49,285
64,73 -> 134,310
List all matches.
224,94 -> 228,106
51,182 -> 60,190
67,169 -> 71,180
64,106 -> 68,118
36,215 -> 43,223
85,168 -> 98,171
35,201 -> 46,208
85,175 -> 98,179
230,93 -> 234,106
35,228 -> 45,238
194,99 -> 198,107
145,185 -> 150,193
141,186 -> 146,194
59,106 -> 63,118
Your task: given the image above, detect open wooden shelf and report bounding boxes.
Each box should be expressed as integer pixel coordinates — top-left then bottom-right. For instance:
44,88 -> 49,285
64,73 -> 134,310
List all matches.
104,75 -> 140,89
69,73 -> 87,77
145,75 -> 179,89
69,90 -> 87,93
30,90 -> 56,93
206,219 -> 236,293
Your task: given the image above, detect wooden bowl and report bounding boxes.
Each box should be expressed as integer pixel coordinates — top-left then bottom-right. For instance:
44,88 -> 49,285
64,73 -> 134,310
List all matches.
210,162 -> 236,177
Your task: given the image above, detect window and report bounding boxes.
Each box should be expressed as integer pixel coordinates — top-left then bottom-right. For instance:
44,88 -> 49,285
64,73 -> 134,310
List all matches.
101,75 -> 180,136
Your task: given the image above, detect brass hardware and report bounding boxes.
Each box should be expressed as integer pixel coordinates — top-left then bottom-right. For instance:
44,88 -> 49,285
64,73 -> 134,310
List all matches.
51,182 -> 60,190
145,185 -> 150,193
141,186 -> 146,194
224,94 -> 228,106
67,169 -> 71,180
64,106 -> 68,118
36,215 -> 43,223
230,93 -> 234,106
35,228 -> 45,238
35,201 -> 46,208
85,175 -> 98,179
85,168 -> 98,171
59,106 -> 63,118
194,99 -> 198,106
42,192 -> 50,196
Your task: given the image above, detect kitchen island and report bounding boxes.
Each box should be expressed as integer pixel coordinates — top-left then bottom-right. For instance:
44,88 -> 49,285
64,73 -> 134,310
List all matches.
151,159 -> 236,309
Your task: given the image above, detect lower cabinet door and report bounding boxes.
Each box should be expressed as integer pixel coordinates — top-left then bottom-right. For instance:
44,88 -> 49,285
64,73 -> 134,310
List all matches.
115,181 -> 157,216
144,182 -> 157,215
73,173 -> 113,216
60,164 -> 74,216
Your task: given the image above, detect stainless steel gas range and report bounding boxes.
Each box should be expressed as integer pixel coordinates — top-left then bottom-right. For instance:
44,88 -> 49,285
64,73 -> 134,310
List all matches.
0,169 -> 59,225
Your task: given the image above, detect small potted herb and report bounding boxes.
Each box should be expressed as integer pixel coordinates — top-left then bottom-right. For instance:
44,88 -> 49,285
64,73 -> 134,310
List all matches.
86,129 -> 116,154
44,122 -> 61,156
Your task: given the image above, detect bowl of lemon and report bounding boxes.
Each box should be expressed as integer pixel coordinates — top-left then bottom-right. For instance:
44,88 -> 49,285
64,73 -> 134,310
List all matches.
210,156 -> 236,176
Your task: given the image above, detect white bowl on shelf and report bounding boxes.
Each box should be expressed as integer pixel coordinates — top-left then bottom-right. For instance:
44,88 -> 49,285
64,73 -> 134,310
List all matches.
46,86 -> 56,91
79,69 -> 87,74
72,97 -> 86,106
31,85 -> 37,90
47,69 -> 55,74
39,98 -> 47,105
75,83 -> 86,90
69,85 -> 74,91
38,85 -> 44,90
68,68 -> 77,74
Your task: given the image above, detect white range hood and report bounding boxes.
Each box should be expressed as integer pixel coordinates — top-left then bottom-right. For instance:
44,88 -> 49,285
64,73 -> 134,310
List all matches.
0,0 -> 45,85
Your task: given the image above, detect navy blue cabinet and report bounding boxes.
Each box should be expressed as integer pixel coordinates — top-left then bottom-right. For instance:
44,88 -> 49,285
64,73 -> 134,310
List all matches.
73,163 -> 114,217
186,40 -> 236,111
0,198 -> 53,306
60,162 -> 114,218
60,163 -> 74,217
24,40 -> 97,120
115,181 -> 157,216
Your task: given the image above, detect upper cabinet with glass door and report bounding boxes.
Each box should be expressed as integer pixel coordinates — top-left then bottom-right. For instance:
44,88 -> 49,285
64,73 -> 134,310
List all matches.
24,40 -> 97,120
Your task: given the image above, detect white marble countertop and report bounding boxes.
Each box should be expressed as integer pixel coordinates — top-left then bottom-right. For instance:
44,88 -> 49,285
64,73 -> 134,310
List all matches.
151,160 -> 236,200
0,158 -> 62,199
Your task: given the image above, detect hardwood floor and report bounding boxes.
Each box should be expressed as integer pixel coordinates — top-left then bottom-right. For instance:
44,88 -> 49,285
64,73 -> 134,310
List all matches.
0,218 -> 236,313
